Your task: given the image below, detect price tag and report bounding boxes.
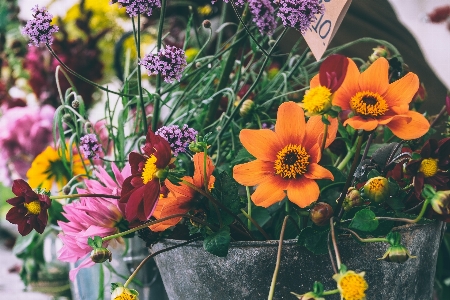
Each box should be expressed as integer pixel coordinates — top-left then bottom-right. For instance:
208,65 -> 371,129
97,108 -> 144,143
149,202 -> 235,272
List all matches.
303,0 -> 352,61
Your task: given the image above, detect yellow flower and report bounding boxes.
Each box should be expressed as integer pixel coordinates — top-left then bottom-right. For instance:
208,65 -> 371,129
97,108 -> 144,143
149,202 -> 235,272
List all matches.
111,286 -> 139,300
197,5 -> 213,16
26,145 -> 88,192
333,270 -> 368,300
302,86 -> 332,116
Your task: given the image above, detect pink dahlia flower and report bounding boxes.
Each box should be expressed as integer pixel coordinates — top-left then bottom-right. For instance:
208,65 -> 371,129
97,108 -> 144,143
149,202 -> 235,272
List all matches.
57,164 -> 130,280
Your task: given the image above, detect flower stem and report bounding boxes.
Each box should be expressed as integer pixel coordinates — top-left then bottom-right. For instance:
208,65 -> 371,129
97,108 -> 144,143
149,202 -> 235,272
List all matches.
330,217 -> 342,270
320,117 -> 329,154
152,0 -> 167,131
322,289 -> 339,296
123,236 -> 201,288
340,228 -> 388,243
268,215 -> 289,300
246,186 -> 252,230
50,193 -> 120,200
240,209 -> 270,240
377,199 -> 429,224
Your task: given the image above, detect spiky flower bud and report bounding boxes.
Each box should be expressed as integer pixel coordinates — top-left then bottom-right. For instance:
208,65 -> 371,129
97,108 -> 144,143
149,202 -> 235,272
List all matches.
363,176 -> 390,203
239,99 -> 256,118
378,244 -> 416,263
310,202 -> 334,226
72,99 -> 80,108
430,190 -> 450,216
368,46 -> 389,63
90,247 -> 112,264
343,187 -> 363,211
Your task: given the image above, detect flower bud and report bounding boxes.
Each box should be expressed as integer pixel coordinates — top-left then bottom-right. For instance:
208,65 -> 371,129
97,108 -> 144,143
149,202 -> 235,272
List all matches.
368,46 -> 389,63
62,185 -> 71,195
155,168 -> 168,181
62,113 -> 72,123
430,190 -> 450,216
239,99 -> 255,118
202,20 -> 211,29
291,291 -> 325,300
188,141 -> 207,153
363,176 -> 389,203
343,187 -> 363,211
378,245 -> 416,263
72,99 -> 80,108
84,122 -> 93,132
90,247 -> 112,264
310,202 -> 334,226
111,285 -> 139,300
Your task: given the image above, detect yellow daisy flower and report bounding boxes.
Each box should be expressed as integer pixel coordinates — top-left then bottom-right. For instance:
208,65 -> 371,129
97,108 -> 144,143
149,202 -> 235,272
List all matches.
333,270 -> 368,300
26,145 -> 88,192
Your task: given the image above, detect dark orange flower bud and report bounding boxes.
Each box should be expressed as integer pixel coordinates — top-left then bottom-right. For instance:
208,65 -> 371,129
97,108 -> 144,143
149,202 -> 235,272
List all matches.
90,247 -> 112,264
310,202 -> 334,226
343,187 -> 363,211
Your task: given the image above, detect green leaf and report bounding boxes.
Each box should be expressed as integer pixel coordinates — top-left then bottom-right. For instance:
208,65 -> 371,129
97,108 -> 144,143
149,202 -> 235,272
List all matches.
12,231 -> 38,256
349,209 -> 379,232
367,169 -> 381,179
230,148 -> 255,166
297,226 -> 329,255
47,199 -> 67,224
203,226 -> 231,257
211,171 -> 242,225
250,206 -> 272,228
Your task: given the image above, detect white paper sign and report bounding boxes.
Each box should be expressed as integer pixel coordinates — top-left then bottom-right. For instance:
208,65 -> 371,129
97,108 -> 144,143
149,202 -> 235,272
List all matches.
303,0 -> 353,61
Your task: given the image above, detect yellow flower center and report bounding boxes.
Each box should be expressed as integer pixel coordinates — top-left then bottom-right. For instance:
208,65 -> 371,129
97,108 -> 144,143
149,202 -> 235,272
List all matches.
274,144 -> 310,179
24,200 -> 41,215
302,86 -> 332,115
339,273 -> 368,300
113,293 -> 136,300
141,155 -> 158,184
368,178 -> 385,192
350,91 -> 388,117
419,158 -> 439,178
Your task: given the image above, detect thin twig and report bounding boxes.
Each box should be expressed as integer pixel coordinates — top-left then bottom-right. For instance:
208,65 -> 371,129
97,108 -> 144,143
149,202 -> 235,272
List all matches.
268,216 -> 289,300
330,217 -> 341,270
327,231 -> 338,274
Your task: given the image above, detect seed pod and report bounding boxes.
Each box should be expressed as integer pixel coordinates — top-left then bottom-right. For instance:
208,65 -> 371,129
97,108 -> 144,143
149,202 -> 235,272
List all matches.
310,202 -> 334,226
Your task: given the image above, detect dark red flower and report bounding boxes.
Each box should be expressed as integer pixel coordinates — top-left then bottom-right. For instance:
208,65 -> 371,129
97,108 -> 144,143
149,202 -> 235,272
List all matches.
6,179 -> 51,236
120,128 -> 172,222
406,138 -> 450,197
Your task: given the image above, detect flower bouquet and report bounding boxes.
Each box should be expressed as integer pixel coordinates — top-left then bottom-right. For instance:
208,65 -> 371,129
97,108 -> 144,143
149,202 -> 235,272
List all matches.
4,0 -> 450,299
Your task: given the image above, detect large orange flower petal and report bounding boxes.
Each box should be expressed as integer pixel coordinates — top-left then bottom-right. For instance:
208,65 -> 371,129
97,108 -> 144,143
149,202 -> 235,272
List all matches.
240,129 -> 281,161
149,196 -> 187,232
192,152 -> 215,189
303,115 -> 338,151
332,59 -> 360,110
304,163 -> 334,180
310,74 -> 320,88
165,176 -> 195,199
359,58 -> 389,95
275,102 -> 306,145
383,72 -> 419,108
386,110 -> 430,140
286,177 -> 320,208
251,176 -> 289,207
344,116 -> 378,131
233,160 -> 274,186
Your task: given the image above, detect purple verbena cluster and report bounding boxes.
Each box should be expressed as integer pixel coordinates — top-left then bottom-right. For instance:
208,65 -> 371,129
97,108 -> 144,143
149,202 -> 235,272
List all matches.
115,0 -> 161,17
139,46 -> 187,83
22,6 -> 59,47
155,124 -> 198,156
80,134 -> 101,159
276,0 -> 324,34
248,0 -> 276,35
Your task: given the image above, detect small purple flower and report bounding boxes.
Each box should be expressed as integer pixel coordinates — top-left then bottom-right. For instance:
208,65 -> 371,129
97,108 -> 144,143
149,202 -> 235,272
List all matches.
155,124 -> 198,156
22,6 -> 59,47
276,0 -> 324,34
248,0 -> 276,35
113,0 -> 161,17
140,46 -> 187,83
80,134 -> 101,159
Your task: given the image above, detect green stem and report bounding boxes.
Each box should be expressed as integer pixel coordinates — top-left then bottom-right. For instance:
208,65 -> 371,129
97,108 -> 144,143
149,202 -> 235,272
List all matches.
152,0 -> 167,131
50,193 -> 120,200
341,228 -> 388,243
336,145 -> 355,171
377,199 -> 430,224
322,289 -> 340,296
132,15 -> 148,132
98,263 -> 104,300
268,215 -> 289,300
46,45 -> 135,97
124,236 -> 200,288
204,4 -> 250,127
246,186 -> 252,230
240,209 -> 271,240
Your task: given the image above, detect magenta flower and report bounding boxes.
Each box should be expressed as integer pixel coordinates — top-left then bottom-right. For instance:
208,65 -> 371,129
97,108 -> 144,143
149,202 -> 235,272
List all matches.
6,179 -> 51,236
0,105 -> 54,185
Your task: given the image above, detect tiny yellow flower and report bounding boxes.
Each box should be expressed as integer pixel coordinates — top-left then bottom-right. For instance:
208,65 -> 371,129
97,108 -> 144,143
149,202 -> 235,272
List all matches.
111,286 -> 139,300
301,86 -> 332,116
333,270 -> 368,300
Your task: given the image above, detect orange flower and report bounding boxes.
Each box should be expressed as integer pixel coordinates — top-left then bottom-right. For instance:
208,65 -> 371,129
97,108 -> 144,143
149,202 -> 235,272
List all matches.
150,152 -> 215,232
233,102 -> 337,208
332,57 -> 430,139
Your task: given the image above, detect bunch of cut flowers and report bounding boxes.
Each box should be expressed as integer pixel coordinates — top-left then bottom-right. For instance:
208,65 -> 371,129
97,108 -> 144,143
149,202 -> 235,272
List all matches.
5,1 -> 450,299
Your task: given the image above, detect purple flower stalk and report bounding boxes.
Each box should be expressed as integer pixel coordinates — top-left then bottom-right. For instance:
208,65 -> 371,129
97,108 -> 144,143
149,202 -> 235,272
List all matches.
113,0 -> 161,17
22,5 -> 59,46
248,0 -> 276,35
80,134 -> 101,159
140,45 -> 187,83
276,0 -> 324,34
156,124 -> 198,156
